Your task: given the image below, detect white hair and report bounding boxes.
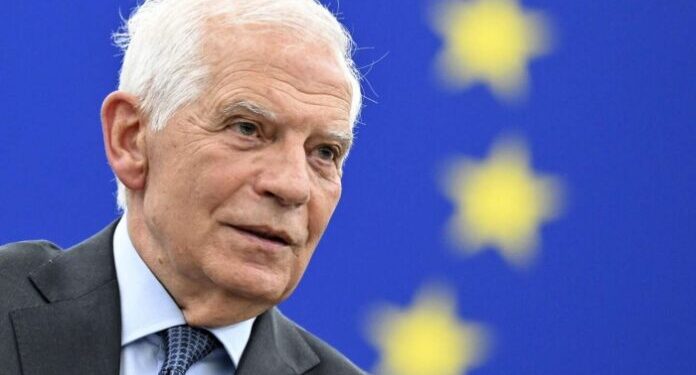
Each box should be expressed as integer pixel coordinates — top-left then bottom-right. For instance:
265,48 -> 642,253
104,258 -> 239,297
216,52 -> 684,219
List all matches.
111,0 -> 362,210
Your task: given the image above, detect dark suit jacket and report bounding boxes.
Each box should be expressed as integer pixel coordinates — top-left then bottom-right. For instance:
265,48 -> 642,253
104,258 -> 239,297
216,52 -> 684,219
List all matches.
0,223 -> 365,375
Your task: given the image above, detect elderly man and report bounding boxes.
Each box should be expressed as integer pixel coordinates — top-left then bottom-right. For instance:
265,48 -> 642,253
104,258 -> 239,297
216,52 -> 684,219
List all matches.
0,0 -> 365,374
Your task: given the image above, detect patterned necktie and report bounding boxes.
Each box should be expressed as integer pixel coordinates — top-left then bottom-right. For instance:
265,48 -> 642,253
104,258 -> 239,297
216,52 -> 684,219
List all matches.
158,325 -> 221,375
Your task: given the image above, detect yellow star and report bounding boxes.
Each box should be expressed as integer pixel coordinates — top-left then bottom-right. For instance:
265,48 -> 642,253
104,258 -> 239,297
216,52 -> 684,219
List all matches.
367,286 -> 490,375
443,137 -> 562,267
432,0 -> 552,100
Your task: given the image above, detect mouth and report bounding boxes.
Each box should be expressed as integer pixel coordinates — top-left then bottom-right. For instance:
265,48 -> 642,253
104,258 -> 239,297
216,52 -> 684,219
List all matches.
227,224 -> 293,247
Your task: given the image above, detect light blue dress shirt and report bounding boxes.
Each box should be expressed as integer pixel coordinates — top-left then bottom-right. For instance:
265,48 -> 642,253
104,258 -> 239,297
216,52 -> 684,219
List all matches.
113,217 -> 256,374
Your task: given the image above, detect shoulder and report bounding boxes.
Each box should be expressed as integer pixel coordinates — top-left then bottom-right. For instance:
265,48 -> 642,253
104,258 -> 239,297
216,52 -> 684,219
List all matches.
275,311 -> 367,375
0,240 -> 63,306
0,240 -> 62,280
0,240 -> 64,369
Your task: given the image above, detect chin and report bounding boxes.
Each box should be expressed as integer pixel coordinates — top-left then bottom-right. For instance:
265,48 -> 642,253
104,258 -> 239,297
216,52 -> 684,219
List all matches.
210,264 -> 295,305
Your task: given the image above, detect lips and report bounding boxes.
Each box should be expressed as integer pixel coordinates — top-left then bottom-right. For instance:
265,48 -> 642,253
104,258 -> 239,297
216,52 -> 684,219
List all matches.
228,224 -> 294,247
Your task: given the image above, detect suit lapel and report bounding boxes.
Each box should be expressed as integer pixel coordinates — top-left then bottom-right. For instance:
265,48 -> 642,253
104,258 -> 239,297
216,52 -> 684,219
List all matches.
236,308 -> 320,375
10,223 -> 121,375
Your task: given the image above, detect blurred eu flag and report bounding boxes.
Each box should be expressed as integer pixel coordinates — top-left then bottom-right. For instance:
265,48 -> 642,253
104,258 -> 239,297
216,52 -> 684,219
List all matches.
1,1 -> 695,374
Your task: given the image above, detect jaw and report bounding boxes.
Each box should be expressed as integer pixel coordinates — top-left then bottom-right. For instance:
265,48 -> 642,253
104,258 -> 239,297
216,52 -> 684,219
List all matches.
178,291 -> 266,327
127,201 -> 308,327
179,262 -> 303,327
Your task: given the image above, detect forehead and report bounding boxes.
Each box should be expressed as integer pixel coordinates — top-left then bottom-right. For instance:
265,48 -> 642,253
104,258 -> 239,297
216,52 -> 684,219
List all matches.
199,22 -> 353,127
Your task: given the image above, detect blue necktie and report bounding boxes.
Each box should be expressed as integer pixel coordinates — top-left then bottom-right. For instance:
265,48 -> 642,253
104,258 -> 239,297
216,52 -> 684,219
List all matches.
158,325 -> 222,375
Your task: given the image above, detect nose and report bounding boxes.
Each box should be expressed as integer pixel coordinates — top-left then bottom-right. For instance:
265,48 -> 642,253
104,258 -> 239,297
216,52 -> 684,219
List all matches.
254,145 -> 311,207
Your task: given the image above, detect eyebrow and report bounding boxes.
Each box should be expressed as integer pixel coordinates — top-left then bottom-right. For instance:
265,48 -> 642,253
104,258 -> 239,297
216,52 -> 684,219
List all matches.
221,100 -> 277,121
327,129 -> 354,152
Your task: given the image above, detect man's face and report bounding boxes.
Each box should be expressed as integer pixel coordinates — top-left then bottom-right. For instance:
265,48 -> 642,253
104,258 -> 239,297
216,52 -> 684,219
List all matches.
139,25 -> 353,308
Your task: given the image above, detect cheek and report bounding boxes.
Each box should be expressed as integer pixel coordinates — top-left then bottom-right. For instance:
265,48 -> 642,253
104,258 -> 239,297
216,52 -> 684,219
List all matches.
283,246 -> 316,296
307,186 -> 342,243
190,152 -> 252,206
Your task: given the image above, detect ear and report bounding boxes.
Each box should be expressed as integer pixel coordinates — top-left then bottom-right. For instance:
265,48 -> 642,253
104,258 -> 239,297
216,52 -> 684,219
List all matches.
101,91 -> 148,193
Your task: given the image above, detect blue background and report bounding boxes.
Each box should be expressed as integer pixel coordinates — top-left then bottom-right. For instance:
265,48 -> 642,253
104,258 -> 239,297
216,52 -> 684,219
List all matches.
1,1 -> 695,374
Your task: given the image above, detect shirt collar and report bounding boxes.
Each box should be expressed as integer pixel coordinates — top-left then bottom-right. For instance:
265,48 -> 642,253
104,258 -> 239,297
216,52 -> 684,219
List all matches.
113,217 -> 256,365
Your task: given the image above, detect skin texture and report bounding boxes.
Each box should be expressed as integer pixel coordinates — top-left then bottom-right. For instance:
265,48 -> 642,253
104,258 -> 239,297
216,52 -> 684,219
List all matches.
101,23 -> 353,327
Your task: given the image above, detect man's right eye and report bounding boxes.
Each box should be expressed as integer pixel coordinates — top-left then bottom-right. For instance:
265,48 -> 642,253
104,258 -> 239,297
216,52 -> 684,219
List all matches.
231,121 -> 260,137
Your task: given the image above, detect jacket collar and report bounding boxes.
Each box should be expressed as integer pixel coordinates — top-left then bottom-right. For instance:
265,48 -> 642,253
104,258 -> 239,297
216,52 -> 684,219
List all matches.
237,307 -> 320,375
11,222 -> 121,375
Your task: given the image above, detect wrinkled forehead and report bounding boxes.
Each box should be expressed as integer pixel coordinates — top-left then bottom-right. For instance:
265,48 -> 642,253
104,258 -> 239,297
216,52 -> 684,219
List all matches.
200,21 -> 353,109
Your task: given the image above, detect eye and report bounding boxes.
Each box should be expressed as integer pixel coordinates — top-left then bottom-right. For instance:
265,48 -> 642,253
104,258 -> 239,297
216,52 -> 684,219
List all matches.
314,145 -> 340,162
231,121 -> 260,137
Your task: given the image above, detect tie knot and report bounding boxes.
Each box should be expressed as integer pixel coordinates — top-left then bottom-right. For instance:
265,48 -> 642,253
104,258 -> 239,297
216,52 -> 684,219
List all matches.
158,325 -> 221,375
